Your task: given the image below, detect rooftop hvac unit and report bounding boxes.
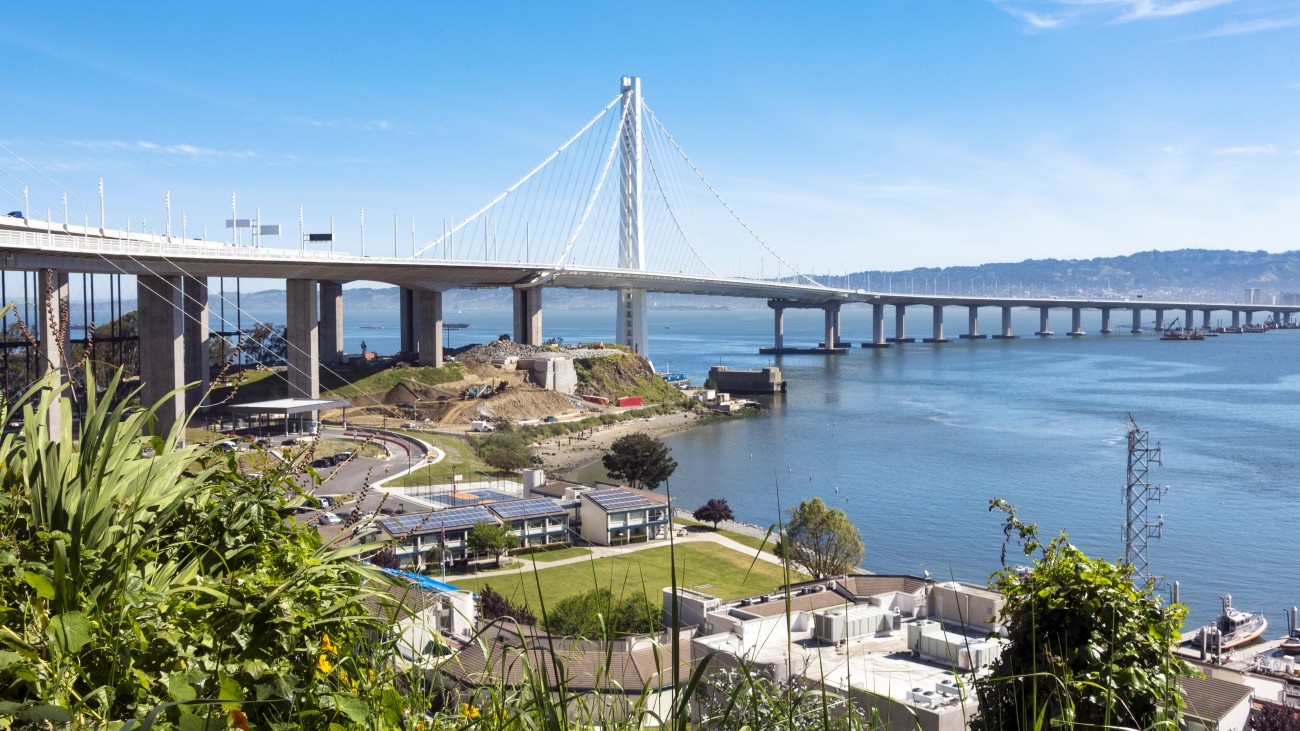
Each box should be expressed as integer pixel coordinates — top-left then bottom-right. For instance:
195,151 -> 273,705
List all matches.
935,677 -> 962,697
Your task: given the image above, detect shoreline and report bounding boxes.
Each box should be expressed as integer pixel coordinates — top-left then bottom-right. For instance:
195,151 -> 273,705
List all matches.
536,410 -> 706,478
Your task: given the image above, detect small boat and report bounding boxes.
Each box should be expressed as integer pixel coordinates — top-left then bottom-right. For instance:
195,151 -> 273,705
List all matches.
1192,595 -> 1267,651
444,323 -> 471,330
1160,318 -> 1205,341
360,325 -> 385,330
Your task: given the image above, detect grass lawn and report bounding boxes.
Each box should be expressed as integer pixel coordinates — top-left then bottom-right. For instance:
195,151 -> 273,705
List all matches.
388,432 -> 497,485
675,517 -> 777,555
527,547 -> 591,562
451,542 -> 805,613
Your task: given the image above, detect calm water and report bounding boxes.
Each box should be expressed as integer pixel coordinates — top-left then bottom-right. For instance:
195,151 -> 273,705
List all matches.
243,301 -> 1300,628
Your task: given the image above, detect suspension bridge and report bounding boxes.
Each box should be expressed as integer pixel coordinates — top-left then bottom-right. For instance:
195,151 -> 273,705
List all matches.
2,76 -> 1297,436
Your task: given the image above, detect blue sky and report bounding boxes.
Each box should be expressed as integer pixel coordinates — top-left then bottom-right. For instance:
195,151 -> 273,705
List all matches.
2,0 -> 1299,273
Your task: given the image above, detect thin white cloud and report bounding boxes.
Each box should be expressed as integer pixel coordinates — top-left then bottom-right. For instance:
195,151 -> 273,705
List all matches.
1193,15 -> 1300,37
283,116 -> 397,132
66,139 -> 256,159
992,0 -> 1241,29
1114,0 -> 1237,22
1212,144 -> 1277,155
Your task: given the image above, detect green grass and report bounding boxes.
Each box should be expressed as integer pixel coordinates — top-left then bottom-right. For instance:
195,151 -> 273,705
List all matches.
675,516 -> 778,554
323,363 -> 466,400
526,547 -> 591,562
386,432 -> 497,486
452,542 -> 805,611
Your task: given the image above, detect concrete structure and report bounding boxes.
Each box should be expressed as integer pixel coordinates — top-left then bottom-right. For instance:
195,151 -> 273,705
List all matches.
578,487 -> 670,546
486,497 -> 570,548
37,269 -> 69,435
319,281 -> 344,366
285,279 -> 319,399
137,274 -> 185,436
516,356 -> 578,394
707,364 -> 786,394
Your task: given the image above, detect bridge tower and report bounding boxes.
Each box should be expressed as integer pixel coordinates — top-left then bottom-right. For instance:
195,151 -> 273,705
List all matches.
616,75 -> 650,360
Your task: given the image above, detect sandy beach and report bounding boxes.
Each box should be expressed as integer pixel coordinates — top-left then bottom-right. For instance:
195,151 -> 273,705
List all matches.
534,410 -> 703,476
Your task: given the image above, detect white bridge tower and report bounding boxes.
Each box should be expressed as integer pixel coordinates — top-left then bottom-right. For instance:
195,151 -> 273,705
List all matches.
616,75 -> 649,360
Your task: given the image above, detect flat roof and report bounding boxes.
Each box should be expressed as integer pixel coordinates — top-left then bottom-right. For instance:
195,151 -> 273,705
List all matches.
228,397 -> 350,415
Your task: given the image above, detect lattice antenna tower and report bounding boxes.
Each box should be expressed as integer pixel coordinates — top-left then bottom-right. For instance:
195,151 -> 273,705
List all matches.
1123,414 -> 1167,586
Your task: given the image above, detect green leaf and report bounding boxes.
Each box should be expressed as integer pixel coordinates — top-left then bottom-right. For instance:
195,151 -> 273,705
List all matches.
17,705 -> 73,723
219,673 -> 244,711
23,572 -> 54,600
0,651 -> 20,670
168,672 -> 197,702
45,612 -> 92,654
331,693 -> 370,724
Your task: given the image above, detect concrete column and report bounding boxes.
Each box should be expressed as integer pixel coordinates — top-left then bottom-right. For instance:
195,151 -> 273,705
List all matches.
890,304 -> 913,343
772,304 -> 785,350
993,306 -> 1017,339
399,287 -> 416,354
616,288 -> 647,357
514,287 -> 543,346
1231,311 -> 1241,328
822,306 -> 835,350
1184,308 -> 1195,329
1068,307 -> 1085,336
831,303 -> 843,347
1201,310 -> 1212,330
319,281 -> 344,365
38,270 -> 69,437
286,279 -> 320,400
924,305 -> 950,343
865,302 -> 891,348
961,305 -> 986,339
1131,309 -> 1143,334
1245,311 -> 1255,326
1100,308 -> 1111,334
1153,309 -> 1165,330
138,274 -> 185,436
181,275 -> 209,411
416,290 -> 444,367
1036,307 -> 1053,336
1274,311 -> 1283,327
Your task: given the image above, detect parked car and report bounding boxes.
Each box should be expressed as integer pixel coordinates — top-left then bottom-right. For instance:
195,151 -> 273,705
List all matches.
310,456 -> 336,468
318,512 -> 342,526
213,439 -> 238,452
334,450 -> 354,463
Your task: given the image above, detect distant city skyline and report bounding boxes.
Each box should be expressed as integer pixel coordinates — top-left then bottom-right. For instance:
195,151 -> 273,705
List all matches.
3,1 -> 1298,274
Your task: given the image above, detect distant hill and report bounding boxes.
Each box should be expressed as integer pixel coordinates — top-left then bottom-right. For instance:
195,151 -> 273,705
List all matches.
93,248 -> 1300,313
826,249 -> 1300,303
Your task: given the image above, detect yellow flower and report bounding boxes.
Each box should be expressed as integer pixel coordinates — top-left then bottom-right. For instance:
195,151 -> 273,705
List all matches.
319,633 -> 338,654
316,653 -> 333,674
459,703 -> 481,719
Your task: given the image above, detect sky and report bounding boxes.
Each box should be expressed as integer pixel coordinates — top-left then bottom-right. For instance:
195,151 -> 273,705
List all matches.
2,0 -> 1299,274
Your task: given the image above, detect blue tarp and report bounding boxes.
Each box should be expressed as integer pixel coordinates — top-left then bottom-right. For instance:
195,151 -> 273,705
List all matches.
382,567 -> 463,594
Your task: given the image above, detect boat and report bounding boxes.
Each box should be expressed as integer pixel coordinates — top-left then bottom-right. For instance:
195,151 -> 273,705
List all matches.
1160,318 -> 1205,341
1280,607 -> 1300,655
444,322 -> 471,330
1191,595 -> 1267,651
1242,324 -> 1268,334
360,325 -> 385,330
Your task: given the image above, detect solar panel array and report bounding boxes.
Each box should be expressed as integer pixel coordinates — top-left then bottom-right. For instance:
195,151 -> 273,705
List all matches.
378,506 -> 496,535
586,488 -> 656,512
488,498 -> 566,520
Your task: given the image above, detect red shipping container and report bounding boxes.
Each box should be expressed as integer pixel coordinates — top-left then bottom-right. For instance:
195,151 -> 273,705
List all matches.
616,396 -> 644,407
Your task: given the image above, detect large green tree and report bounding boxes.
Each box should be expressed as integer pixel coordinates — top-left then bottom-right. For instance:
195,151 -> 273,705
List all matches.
542,588 -> 661,638
467,521 -> 520,567
475,430 -> 534,472
973,499 -> 1193,731
601,432 -> 677,490
781,498 -> 864,579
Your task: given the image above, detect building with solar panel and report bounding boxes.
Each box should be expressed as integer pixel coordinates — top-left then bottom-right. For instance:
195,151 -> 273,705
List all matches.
487,498 -> 571,547
578,487 -> 671,546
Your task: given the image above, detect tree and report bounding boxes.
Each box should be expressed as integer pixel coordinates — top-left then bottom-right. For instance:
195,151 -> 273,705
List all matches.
466,521 -> 520,567
972,499 -> 1193,731
602,432 -> 677,490
476,430 -> 534,472
477,584 -> 536,625
782,497 -> 864,579
693,498 -> 735,529
543,587 -> 661,638
1254,701 -> 1300,731
244,322 -> 288,368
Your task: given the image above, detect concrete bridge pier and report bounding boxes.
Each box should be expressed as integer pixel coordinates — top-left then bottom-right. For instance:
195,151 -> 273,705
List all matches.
825,301 -> 846,348
417,291 -> 444,367
823,306 -> 836,350
514,287 -> 544,346
1245,311 -> 1254,326
862,302 -> 892,348
616,288 -> 647,356
960,305 -> 986,339
1231,311 -> 1241,328
1201,310 -> 1212,330
923,305 -> 950,343
1131,309 -> 1143,334
319,282 -> 344,365
399,288 -> 416,354
181,275 -> 209,412
1274,310 -> 1283,326
889,304 -> 914,343
1068,307 -> 1085,336
138,274 -> 185,437
286,279 -> 320,400
38,269 -> 70,437
1184,308 -> 1195,329
1154,309 -> 1165,331
1035,307 -> 1053,337
992,306 -> 1018,339
1099,308 -> 1112,334
771,303 -> 785,350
